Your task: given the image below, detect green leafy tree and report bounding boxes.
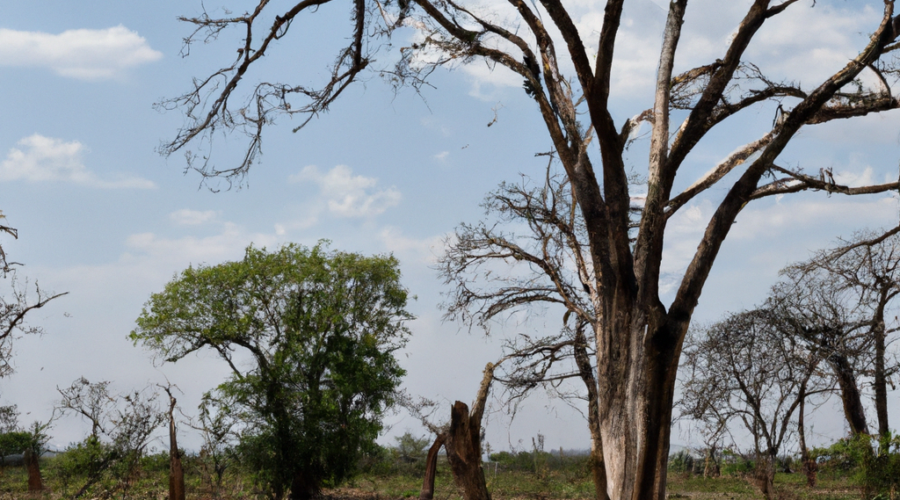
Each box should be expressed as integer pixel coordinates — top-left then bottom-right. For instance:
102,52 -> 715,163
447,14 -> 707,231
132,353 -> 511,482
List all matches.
130,243 -> 412,500
0,431 -> 29,470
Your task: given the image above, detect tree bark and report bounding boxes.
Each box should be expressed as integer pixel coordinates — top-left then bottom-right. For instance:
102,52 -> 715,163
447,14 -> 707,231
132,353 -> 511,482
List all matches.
444,401 -> 491,500
420,362 -> 496,500
573,324 -> 610,500
420,434 -> 446,500
872,300 -> 889,437
828,353 -> 869,435
168,400 -> 185,500
23,448 -> 42,492
596,316 -> 685,500
703,445 -> 719,479
798,393 -> 816,487
290,471 -> 319,500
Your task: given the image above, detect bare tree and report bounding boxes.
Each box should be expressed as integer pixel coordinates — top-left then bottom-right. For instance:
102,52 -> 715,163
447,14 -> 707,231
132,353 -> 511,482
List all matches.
161,384 -> 186,500
411,361 -> 503,500
161,1 -> 900,497
768,232 -> 900,438
680,309 -> 829,500
439,168 -> 608,499
777,228 -> 900,438
0,213 -> 67,377
56,378 -> 166,499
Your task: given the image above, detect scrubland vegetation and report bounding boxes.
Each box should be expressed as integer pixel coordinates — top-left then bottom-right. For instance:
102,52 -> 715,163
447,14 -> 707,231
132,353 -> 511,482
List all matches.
1,431 -> 899,500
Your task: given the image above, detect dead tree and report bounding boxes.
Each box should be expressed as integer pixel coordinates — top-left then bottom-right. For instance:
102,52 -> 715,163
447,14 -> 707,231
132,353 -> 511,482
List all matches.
680,310 -> 829,500
417,362 -> 499,500
161,385 -> 185,500
23,448 -> 42,492
767,234 -> 900,438
0,275 -> 67,378
161,1 -> 900,497
439,168 -> 609,500
784,228 -> 900,437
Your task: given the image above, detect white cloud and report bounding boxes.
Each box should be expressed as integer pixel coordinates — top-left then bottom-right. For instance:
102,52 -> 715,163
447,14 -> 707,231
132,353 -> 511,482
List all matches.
434,151 -> 450,161
0,134 -> 155,189
169,209 -> 218,225
124,223 -> 281,268
289,165 -> 401,218
0,25 -> 162,80
379,226 -> 448,265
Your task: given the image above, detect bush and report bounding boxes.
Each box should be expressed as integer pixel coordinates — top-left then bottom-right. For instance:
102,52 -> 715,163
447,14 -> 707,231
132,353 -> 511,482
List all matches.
668,450 -> 696,475
719,449 -> 755,476
812,434 -> 900,498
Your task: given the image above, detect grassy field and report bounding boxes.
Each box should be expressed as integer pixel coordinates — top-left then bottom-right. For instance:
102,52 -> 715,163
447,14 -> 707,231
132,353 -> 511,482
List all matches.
0,458 -> 869,500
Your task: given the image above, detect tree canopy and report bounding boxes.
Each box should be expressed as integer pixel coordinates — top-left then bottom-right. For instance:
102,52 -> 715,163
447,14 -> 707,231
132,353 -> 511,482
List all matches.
130,243 -> 413,500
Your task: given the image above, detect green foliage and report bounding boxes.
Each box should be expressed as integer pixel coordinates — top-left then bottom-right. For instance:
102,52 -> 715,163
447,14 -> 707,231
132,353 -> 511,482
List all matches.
131,243 -> 413,500
379,432 -> 432,476
47,436 -> 113,496
719,449 -> 756,476
140,449 -> 173,473
0,431 -> 30,460
812,433 -> 900,498
394,432 -> 430,463
668,449 -> 696,475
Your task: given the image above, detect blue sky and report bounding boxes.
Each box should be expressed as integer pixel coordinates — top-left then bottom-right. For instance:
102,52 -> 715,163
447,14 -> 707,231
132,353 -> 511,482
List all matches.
1,0 -> 899,453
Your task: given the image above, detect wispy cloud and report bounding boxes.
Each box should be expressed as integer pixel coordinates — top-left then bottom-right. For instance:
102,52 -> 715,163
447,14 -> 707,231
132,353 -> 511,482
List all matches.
0,25 -> 162,80
290,165 -> 401,218
169,209 -> 218,225
0,134 -> 155,189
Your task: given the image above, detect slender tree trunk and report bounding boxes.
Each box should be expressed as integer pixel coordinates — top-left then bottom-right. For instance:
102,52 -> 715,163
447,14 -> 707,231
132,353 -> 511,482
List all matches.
168,404 -> 185,500
873,300 -> 889,437
703,445 -> 719,479
798,393 -> 816,487
828,354 -> 869,435
23,448 -> 43,492
420,434 -> 446,500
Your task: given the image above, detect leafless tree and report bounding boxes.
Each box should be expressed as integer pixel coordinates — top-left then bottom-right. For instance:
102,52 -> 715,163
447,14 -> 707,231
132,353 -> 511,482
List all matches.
768,232 -> 900,438
680,309 -> 829,500
56,378 -> 166,499
0,211 -> 18,275
0,213 -> 67,378
776,228 -> 900,438
407,361 -> 504,500
57,377 -> 117,439
439,167 -> 608,498
161,1 -> 900,496
161,384 -> 185,500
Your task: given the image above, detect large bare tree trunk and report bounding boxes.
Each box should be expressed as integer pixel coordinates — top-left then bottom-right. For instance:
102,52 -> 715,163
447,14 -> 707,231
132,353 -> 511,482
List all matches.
420,363 -> 496,500
573,324 -> 610,500
23,448 -> 43,493
444,401 -> 491,500
596,316 -> 684,500
828,354 -> 869,435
